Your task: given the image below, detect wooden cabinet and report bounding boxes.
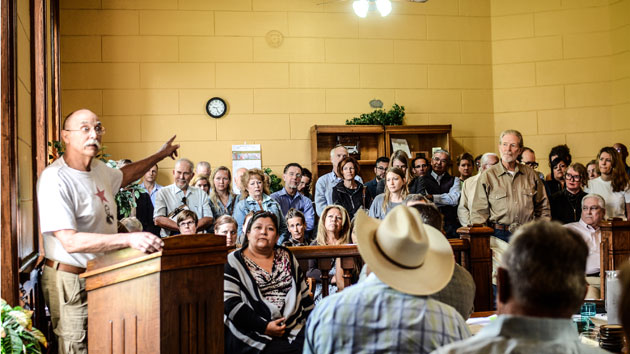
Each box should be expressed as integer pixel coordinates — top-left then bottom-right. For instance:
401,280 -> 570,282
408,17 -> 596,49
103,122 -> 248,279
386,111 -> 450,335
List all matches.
311,125 -> 452,183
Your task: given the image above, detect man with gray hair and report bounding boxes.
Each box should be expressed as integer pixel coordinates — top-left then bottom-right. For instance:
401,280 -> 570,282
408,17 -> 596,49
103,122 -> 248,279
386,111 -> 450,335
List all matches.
433,220 -> 606,354
565,193 -> 606,299
314,144 -> 362,216
195,160 -> 211,176
458,152 -> 499,226
470,130 -> 550,242
154,158 -> 213,236
423,149 -> 461,237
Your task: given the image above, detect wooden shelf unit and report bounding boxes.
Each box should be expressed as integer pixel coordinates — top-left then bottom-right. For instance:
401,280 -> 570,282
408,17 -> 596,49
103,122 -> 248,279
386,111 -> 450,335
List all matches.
384,125 -> 452,159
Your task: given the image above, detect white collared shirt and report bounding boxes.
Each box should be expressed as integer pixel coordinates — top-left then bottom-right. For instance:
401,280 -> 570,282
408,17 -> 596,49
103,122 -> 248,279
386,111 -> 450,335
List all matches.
565,219 -> 601,274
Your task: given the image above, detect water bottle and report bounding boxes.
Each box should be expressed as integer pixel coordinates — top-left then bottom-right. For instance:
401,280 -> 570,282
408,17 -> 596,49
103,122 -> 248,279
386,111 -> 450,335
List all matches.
605,270 -> 621,324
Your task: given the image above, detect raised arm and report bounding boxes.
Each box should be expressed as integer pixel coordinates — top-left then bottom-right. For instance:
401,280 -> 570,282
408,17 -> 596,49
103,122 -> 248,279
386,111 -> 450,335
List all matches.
120,135 -> 179,187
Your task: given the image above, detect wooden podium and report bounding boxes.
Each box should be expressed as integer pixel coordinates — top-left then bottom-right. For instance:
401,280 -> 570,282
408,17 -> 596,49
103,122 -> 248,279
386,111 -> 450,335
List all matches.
599,220 -> 630,299
80,234 -> 228,353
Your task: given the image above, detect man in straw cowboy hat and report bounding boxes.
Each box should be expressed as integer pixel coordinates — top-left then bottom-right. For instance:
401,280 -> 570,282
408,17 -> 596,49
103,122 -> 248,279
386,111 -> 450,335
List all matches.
304,205 -> 470,353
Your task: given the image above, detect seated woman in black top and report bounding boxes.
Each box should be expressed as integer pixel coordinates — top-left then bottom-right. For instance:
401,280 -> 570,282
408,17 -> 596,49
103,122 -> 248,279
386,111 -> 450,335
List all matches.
331,156 -> 373,220
550,163 -> 588,224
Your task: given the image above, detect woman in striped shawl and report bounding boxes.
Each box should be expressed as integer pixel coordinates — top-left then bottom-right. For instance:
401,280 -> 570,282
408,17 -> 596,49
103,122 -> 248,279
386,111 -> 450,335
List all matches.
224,211 -> 314,354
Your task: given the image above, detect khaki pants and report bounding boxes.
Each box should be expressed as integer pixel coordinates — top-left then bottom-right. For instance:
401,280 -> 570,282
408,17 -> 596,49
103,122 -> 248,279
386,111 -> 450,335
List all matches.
585,276 -> 601,300
42,265 -> 88,354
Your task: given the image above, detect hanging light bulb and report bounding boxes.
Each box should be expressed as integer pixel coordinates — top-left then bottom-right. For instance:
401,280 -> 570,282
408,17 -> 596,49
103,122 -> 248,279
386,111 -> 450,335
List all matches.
375,0 -> 392,16
353,0 -> 369,18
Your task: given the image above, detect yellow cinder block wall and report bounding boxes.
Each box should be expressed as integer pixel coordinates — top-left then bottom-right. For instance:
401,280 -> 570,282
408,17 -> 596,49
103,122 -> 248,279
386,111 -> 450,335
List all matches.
59,0 -> 629,184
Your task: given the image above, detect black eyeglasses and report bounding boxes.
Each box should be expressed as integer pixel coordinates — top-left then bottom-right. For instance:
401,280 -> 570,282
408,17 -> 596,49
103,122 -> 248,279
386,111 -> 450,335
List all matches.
524,161 -> 539,169
565,173 -> 581,182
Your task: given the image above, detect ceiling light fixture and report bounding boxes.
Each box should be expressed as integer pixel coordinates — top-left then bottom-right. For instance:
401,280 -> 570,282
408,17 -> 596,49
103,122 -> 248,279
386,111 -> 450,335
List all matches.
353,0 -> 392,17
352,0 -> 369,17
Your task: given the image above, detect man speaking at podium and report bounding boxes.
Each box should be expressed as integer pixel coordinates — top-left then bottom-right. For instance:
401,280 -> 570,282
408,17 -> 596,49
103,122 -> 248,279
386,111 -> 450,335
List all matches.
36,109 -> 180,354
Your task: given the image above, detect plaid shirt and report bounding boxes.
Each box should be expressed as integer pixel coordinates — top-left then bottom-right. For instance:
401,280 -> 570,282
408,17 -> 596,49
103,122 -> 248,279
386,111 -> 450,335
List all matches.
304,273 -> 471,354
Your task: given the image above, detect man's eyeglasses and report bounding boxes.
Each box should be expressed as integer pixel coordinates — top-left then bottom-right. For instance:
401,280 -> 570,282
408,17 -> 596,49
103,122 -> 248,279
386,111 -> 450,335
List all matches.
414,164 -> 427,169
582,206 -> 601,212
524,161 -> 539,169
64,125 -> 106,136
565,173 -> 581,182
375,166 -> 387,171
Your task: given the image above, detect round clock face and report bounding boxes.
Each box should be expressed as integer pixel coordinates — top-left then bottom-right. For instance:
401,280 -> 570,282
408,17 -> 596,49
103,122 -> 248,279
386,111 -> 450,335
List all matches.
206,97 -> 227,118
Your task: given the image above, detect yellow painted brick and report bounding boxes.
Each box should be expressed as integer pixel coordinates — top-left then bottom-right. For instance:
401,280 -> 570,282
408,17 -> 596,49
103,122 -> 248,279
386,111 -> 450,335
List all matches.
140,63 -> 215,89
290,64 -> 359,89
494,86 -> 564,112
17,83 -> 31,141
536,57 -> 611,85
394,40 -> 460,64
253,0 -> 319,12
102,36 -> 178,62
611,26 -> 630,54
462,90 -> 493,112
325,39 -> 393,63
254,37 -> 324,63
459,0 -> 491,16
428,65 -> 492,88
537,107 -> 612,134
215,12 -> 288,37
61,36 -> 101,62
139,10 -> 213,35
358,15 -> 427,40
610,0 -> 630,28
102,89 -> 178,115
179,0 -> 251,10
534,7 -> 610,36
460,41 -> 492,64
102,0 -> 176,9
61,63 -> 139,89
60,0 -> 101,9
360,64 -> 427,89
612,52 -> 630,80
174,141 -> 240,172
179,89 -> 253,115
493,111 -> 538,136
564,31 -> 611,58
428,114 -> 494,137
290,114 -> 349,139
404,114 -> 430,125
459,137 -> 496,156
288,12 -> 358,38
490,0 -> 561,16
61,90 -> 103,116
141,115 -> 216,142
560,0 -> 609,9
522,134 -> 566,164
60,10 -> 139,35
326,89 -> 396,113
491,14 -> 533,40
180,37 -> 252,62
216,63 -> 288,88
611,103 -> 630,130
395,0 -> 459,15
395,89 -> 461,113
217,114 -> 290,140
104,142 -> 165,162
427,16 -> 490,41
566,131 -> 630,157
99,115 -> 142,142
492,36 -> 562,64
611,78 -> 630,105
492,63 -> 536,88
565,82 -> 612,107
254,89 -> 325,114
17,24 -> 30,86
257,140 -> 311,167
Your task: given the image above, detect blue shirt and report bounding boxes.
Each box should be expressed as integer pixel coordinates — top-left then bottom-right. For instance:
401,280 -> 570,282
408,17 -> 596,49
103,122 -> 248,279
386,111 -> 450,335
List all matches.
304,273 -> 471,354
140,182 -> 162,206
233,194 -> 288,244
270,188 -> 315,232
314,172 -> 363,216
430,171 -> 461,207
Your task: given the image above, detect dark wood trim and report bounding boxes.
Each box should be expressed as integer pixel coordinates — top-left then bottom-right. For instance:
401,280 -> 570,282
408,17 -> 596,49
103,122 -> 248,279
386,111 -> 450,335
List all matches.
32,0 -> 46,176
50,0 -> 60,140
1,0 -> 20,306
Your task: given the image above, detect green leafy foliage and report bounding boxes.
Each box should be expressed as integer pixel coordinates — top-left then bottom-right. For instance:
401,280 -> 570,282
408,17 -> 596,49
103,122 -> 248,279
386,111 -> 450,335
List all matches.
1,299 -> 47,354
263,168 -> 283,194
346,103 -> 405,126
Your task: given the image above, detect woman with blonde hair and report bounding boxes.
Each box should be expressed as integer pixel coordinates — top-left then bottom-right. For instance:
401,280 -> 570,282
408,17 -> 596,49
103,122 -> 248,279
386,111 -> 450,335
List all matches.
214,214 -> 237,247
190,174 -> 210,195
369,167 -> 409,219
586,147 -> 630,219
208,166 -> 237,221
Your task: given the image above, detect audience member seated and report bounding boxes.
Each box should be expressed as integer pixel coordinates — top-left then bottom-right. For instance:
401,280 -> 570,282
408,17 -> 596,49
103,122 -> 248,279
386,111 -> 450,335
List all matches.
305,206 -> 470,354
332,157 -> 373,220
140,164 -> 162,206
586,160 -> 600,180
176,210 -> 198,235
233,167 -> 248,201
315,145 -> 362,216
369,167 -> 409,220
224,211 -> 313,354
283,208 -> 308,247
518,147 -> 545,180
411,155 -> 430,178
613,142 -> 630,176
545,144 -> 572,197
585,147 -> 630,220
191,174 -> 210,195
434,220 -> 604,354
407,201 -> 476,320
456,152 -> 474,182
565,193 -> 605,299
153,158 -> 213,237
238,211 -> 255,245
214,214 -> 237,247
376,150 -> 412,195
365,156 -> 389,198
424,149 -> 461,238
298,168 -> 313,200
271,163 -> 315,235
195,160 -> 211,178
458,152 -> 498,226
117,159 -> 161,236
550,163 -> 588,224
233,168 -> 287,242
209,166 -> 237,221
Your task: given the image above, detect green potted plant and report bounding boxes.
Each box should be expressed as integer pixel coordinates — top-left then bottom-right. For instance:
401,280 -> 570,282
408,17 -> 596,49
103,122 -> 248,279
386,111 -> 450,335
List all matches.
345,103 -> 405,126
263,168 -> 283,194
1,299 -> 47,353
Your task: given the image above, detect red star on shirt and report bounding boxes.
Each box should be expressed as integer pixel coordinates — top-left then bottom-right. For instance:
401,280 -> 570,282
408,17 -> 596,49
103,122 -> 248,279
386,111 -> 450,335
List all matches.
95,188 -> 108,203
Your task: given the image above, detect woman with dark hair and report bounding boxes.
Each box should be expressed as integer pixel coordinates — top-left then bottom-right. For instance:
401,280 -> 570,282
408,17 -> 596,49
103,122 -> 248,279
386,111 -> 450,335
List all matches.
550,163 -> 588,224
331,156 -> 373,220
297,168 -> 313,200
586,160 -> 600,180
545,145 -> 572,197
456,152 -> 474,181
585,147 -> 630,219
224,211 -> 313,354
283,208 -> 308,247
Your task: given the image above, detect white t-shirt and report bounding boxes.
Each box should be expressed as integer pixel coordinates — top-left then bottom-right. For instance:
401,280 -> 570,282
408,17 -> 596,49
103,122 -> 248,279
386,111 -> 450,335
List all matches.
37,157 -> 123,268
585,177 -> 630,220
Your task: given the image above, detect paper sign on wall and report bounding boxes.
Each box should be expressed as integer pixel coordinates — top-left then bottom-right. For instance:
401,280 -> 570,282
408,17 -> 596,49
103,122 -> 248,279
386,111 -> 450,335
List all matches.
232,144 -> 262,194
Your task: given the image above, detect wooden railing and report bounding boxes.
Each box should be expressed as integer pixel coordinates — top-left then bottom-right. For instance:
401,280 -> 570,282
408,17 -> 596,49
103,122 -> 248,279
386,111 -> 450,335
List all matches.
599,220 -> 630,299
456,225 -> 494,311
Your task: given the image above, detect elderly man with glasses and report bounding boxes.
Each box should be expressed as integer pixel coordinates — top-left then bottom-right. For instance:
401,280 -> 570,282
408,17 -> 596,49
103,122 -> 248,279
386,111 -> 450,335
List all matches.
423,149 -> 461,238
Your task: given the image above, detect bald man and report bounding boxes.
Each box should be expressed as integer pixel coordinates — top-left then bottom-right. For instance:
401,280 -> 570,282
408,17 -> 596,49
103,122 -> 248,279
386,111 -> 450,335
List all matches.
37,109 -> 179,353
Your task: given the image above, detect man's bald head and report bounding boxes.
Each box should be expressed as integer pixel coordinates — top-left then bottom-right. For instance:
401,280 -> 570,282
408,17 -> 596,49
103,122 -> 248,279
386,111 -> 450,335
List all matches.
63,109 -> 99,130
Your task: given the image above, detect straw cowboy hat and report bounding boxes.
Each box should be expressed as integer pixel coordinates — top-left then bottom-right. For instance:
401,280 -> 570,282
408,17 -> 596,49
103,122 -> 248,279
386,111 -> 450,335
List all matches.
355,205 -> 454,295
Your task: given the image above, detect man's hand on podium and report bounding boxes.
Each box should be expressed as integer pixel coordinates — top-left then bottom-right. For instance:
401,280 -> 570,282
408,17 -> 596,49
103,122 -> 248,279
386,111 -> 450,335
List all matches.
128,232 -> 164,253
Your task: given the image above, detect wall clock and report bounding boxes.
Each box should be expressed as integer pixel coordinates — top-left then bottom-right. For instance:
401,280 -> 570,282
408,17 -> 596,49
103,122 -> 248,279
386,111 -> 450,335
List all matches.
206,97 -> 227,118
